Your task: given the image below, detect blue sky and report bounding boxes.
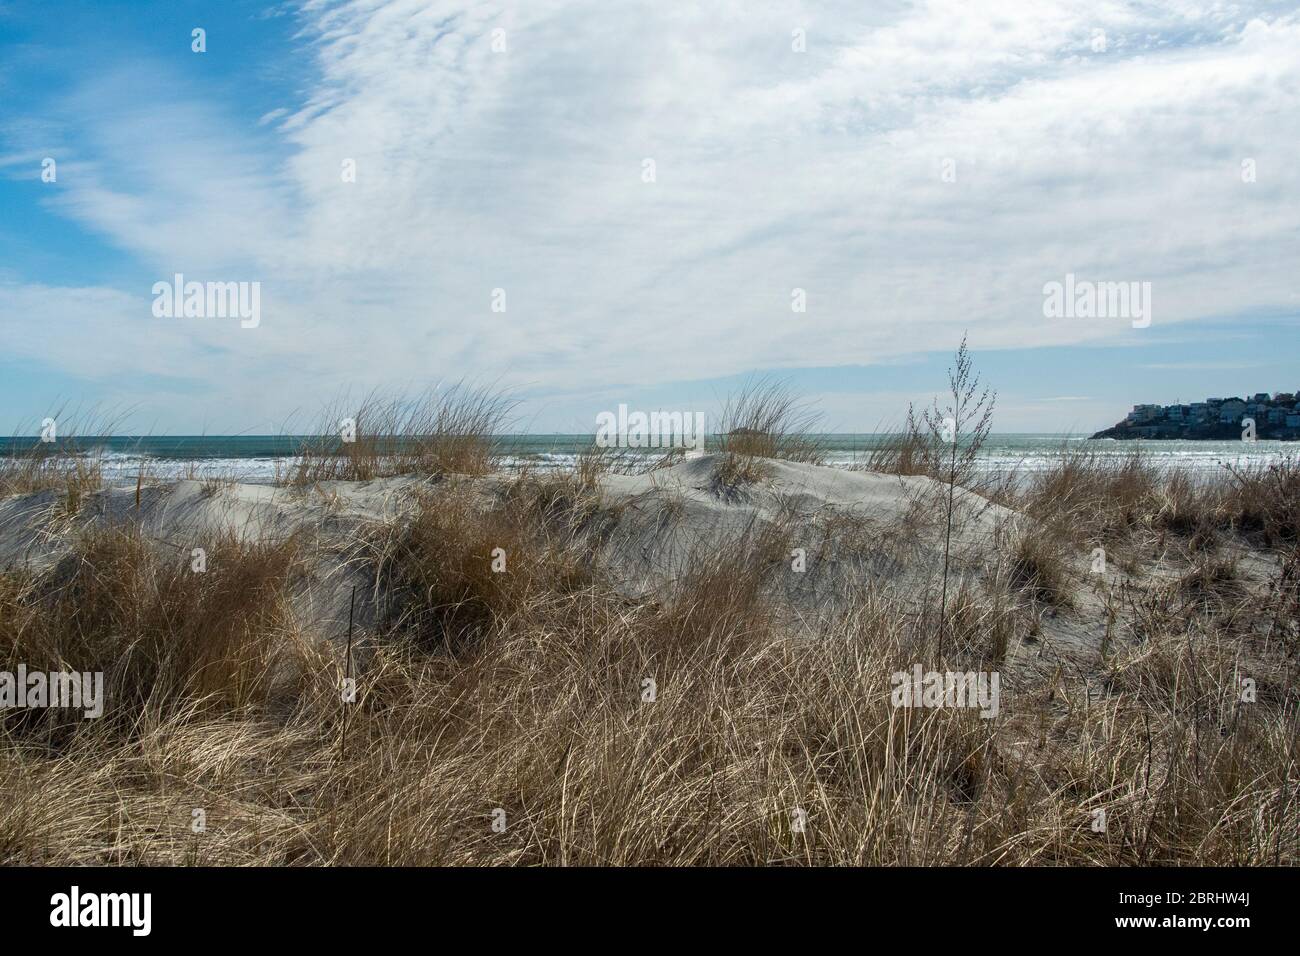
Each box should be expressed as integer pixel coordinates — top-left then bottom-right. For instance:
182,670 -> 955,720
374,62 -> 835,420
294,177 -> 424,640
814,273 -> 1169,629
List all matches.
1,0 -> 1297,435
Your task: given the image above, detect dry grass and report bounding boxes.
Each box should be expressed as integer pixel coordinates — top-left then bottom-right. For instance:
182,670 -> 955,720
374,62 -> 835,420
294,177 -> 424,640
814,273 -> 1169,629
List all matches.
712,378 -> 825,496
279,385 -> 514,486
861,418 -> 937,477
0,428 -> 1297,866
861,408 -> 1016,503
1017,448 -> 1300,550
716,378 -> 825,463
569,441 -> 682,482
0,528 -> 310,732
1221,458 -> 1300,546
0,409 -> 115,513
369,479 -> 598,654
1000,517 -> 1076,608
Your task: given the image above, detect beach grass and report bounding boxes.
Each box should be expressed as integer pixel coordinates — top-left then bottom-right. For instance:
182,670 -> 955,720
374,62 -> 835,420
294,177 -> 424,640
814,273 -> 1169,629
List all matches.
278,384 -> 516,486
0,407 -> 116,511
0,390 -> 1297,866
712,377 -> 826,494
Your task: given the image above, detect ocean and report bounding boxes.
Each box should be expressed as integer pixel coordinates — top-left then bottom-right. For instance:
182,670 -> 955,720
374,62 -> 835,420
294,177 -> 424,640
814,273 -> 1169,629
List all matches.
4,434 -> 1294,486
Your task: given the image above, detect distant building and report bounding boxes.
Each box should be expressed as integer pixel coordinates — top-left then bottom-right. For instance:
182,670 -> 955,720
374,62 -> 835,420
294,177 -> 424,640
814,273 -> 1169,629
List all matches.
1127,404 -> 1161,424
1105,391 -> 1298,439
1219,399 -> 1247,423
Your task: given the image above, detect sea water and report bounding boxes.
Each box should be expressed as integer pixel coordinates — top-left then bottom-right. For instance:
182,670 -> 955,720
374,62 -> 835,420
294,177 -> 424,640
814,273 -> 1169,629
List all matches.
1,434 -> 1292,486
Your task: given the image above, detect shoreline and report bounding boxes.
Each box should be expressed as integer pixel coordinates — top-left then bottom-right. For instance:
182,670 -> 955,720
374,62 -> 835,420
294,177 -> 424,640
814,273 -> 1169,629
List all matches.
8,435 -> 1297,490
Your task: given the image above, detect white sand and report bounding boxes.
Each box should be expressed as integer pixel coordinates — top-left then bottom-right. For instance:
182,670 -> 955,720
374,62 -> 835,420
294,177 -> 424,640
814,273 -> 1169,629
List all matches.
0,455 -> 1016,642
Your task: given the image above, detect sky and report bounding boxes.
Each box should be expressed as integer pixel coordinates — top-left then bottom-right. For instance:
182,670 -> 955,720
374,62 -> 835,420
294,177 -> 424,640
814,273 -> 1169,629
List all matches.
1,0 -> 1297,435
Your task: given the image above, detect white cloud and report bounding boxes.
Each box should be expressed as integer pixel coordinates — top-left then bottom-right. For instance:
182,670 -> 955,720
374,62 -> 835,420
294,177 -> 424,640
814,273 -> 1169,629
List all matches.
5,0 -> 1300,429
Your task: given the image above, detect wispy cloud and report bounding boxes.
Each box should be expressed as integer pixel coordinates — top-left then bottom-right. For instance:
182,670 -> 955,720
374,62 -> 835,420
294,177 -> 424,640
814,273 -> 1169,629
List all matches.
2,0 -> 1299,430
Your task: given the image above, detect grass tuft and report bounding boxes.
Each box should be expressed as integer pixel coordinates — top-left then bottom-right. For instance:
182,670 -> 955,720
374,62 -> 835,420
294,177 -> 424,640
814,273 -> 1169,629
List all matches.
280,384 -> 514,485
